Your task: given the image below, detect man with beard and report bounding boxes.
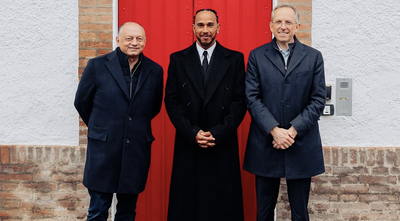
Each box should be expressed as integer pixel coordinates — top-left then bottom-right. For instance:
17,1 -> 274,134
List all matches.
164,9 -> 246,221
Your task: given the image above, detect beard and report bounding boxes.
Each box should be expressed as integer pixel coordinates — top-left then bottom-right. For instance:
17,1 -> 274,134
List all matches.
196,34 -> 216,49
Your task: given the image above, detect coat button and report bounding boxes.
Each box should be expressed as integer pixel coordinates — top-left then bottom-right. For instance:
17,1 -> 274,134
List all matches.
126,139 -> 130,144
281,101 -> 284,106
224,85 -> 229,90
128,116 -> 132,120
182,83 -> 186,87
221,105 -> 225,110
187,102 -> 191,106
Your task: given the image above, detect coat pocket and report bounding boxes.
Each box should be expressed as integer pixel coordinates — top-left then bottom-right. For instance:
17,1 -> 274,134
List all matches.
88,127 -> 108,142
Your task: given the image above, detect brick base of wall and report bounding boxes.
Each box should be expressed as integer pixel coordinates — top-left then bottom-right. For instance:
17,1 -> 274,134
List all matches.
0,145 -> 88,221
0,146 -> 399,220
278,146 -> 400,220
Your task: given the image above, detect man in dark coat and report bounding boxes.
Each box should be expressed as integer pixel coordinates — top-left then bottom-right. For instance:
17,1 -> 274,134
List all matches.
244,4 -> 326,221
164,9 -> 247,221
74,22 -> 163,221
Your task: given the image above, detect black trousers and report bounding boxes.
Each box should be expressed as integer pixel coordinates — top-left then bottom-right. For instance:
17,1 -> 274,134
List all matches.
255,176 -> 311,221
87,189 -> 139,221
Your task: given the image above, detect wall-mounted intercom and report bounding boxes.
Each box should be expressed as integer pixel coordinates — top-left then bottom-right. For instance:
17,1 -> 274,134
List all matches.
336,78 -> 352,116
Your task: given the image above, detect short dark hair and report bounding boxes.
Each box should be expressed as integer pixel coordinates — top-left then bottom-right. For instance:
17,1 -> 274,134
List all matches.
193,9 -> 219,23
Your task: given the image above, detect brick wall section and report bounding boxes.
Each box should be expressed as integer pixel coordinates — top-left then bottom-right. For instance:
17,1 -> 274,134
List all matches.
276,147 -> 400,220
0,145 -> 88,220
278,0 -> 312,46
78,0 -> 114,145
0,146 -> 398,220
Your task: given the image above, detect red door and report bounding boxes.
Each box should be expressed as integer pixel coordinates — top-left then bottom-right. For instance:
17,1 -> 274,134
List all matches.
118,1 -> 272,220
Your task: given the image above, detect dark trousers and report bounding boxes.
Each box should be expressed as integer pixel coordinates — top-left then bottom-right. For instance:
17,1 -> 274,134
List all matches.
87,189 -> 139,221
255,176 -> 311,221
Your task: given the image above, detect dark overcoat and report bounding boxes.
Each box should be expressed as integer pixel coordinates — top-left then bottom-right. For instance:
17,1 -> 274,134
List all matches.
244,37 -> 326,179
164,42 -> 247,221
74,49 -> 163,193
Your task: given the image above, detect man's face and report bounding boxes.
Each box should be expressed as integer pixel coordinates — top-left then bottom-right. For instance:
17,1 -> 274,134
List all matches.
270,7 -> 300,46
116,23 -> 146,58
193,11 -> 220,49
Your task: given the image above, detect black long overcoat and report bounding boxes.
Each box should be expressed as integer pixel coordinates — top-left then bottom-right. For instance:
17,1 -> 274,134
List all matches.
74,50 -> 163,194
164,42 -> 247,221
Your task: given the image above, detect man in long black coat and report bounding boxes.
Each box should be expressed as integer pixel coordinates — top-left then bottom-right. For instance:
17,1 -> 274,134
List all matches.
74,22 -> 163,221
164,9 -> 247,221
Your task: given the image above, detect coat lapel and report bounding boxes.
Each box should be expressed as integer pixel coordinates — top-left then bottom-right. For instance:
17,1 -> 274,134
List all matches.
132,55 -> 151,99
204,43 -> 229,105
182,43 -> 205,99
105,51 -> 130,100
263,38 -> 308,78
264,45 -> 286,76
286,42 -> 307,78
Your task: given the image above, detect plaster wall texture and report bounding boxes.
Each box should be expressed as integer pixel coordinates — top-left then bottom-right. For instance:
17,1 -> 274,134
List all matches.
0,0 -> 79,146
313,0 -> 400,147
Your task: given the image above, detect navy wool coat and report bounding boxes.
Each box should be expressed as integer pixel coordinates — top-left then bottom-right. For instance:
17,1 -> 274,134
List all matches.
165,42 -> 247,221
74,49 -> 163,193
244,37 -> 326,179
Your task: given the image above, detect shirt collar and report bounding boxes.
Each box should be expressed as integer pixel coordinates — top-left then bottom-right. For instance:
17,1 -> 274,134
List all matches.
274,36 -> 297,51
196,41 -> 217,63
277,43 -> 290,57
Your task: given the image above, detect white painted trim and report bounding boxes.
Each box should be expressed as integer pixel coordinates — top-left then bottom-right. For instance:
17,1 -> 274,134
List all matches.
111,0 -> 118,218
272,3 -> 277,221
112,0 -> 119,49
111,193 -> 117,220
271,0 -> 277,40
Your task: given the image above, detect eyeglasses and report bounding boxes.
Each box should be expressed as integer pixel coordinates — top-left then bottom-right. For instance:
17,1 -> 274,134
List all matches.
271,20 -> 296,26
125,36 -> 145,43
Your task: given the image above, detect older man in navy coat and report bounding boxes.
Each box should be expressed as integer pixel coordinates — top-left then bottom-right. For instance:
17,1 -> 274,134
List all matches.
244,4 -> 326,221
74,22 -> 163,221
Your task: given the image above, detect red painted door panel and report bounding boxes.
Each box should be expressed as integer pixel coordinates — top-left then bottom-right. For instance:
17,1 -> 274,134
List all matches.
118,1 -> 272,220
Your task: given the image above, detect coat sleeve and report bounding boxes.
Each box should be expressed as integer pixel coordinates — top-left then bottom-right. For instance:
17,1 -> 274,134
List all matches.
74,59 -> 96,126
151,65 -> 164,119
245,50 -> 279,135
208,52 -> 247,145
164,54 -> 201,143
289,51 -> 326,137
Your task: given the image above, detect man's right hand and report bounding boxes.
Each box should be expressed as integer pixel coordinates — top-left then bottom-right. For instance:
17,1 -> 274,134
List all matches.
196,130 -> 216,148
270,127 -> 295,149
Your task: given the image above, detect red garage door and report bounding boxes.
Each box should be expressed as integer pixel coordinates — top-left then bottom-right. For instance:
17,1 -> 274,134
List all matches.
118,1 -> 272,220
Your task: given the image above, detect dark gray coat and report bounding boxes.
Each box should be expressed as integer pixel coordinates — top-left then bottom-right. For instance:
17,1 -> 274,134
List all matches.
244,37 -> 326,179
165,42 -> 246,221
74,50 -> 163,193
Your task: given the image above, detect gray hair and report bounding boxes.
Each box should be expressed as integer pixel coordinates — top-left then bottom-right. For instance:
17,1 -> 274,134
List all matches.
271,4 -> 300,24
